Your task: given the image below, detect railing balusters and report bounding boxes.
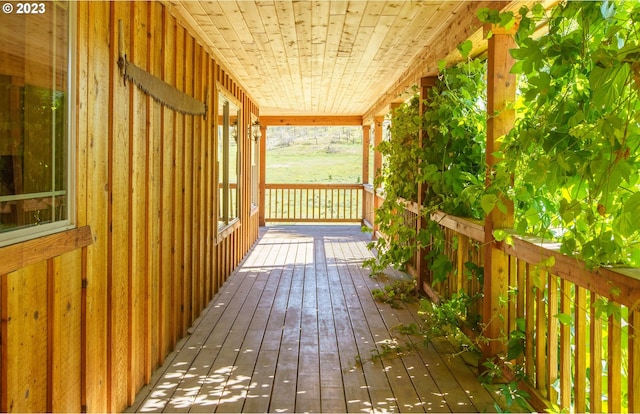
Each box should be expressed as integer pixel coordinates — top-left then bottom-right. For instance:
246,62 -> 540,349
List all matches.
536,275 -> 548,397
629,309 -> 640,413
590,292 -> 603,414
575,286 -> 588,413
608,306 -> 622,413
559,279 -> 572,408
548,274 -> 559,403
525,262 -> 535,380
263,184 -> 363,223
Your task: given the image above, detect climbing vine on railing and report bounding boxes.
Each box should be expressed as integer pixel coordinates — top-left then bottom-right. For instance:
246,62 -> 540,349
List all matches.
363,94 -> 423,275
364,59 -> 487,279
487,1 -> 640,268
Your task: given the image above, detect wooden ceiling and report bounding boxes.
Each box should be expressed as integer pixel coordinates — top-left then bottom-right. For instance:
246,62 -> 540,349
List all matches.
167,1 -> 516,120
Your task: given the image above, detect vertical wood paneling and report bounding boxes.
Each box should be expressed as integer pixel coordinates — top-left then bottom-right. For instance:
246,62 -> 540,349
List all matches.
108,2 -> 131,411
204,57 -> 214,302
84,2 -> 110,411
128,2 -> 148,406
0,2 -> 260,412
6,263 -> 48,412
146,2 -> 159,372
183,34 -> 194,328
163,9 -> 177,352
75,3 -> 90,411
173,23 -> 186,339
147,0 -> 164,379
51,251 -> 83,412
193,43 -> 203,317
0,273 -> 7,413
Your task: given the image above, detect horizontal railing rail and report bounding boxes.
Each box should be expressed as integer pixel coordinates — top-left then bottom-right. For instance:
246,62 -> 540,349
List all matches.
387,197 -> 640,413
264,183 -> 363,223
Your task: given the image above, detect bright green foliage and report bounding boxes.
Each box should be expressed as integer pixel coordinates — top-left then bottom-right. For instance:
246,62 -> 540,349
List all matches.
378,95 -> 423,202
365,60 -> 487,277
497,1 -> 640,267
421,59 -> 487,219
371,279 -> 418,308
363,95 -> 422,275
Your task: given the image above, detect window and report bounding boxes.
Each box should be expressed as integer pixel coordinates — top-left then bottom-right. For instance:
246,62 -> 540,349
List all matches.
217,92 -> 240,228
0,1 -> 74,247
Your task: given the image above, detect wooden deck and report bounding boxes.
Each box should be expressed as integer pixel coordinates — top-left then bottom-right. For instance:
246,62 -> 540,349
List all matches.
127,225 -> 501,413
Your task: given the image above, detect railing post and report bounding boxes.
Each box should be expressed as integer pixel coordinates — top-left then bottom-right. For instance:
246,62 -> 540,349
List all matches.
259,124 -> 267,226
482,23 -> 516,359
372,116 -> 384,238
417,76 -> 438,293
362,124 -> 370,186
362,124 -> 371,225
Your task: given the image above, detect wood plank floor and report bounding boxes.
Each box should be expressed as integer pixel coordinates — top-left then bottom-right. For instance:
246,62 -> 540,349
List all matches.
127,225 -> 501,413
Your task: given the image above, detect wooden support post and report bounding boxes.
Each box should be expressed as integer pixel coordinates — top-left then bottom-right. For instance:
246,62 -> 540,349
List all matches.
259,124 -> 267,226
362,124 -> 371,225
362,124 -> 370,185
417,76 -> 438,293
482,24 -> 516,359
372,116 -> 384,238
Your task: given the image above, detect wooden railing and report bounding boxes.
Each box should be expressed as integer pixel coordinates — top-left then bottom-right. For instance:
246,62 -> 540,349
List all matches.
264,183 -> 363,223
402,204 -> 640,413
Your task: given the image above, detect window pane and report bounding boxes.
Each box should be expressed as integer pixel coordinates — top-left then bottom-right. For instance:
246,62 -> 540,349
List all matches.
228,104 -> 239,221
217,93 -> 240,229
0,2 -> 70,234
217,98 -> 226,227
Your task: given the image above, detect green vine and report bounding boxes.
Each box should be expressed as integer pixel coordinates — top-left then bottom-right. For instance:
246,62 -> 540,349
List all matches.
488,1 -> 640,268
365,59 -> 488,279
363,2 -> 640,412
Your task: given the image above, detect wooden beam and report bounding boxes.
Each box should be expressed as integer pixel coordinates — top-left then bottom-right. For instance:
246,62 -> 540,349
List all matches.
260,115 -> 362,126
0,226 -> 93,276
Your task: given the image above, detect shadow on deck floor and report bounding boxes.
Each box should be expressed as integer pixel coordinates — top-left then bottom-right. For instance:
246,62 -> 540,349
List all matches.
126,225 -> 502,413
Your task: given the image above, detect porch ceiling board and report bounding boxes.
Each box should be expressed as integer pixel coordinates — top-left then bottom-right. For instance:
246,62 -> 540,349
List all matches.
167,0 -> 516,118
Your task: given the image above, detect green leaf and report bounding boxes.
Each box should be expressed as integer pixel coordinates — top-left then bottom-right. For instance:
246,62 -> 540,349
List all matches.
554,313 -> 573,326
457,40 -> 473,59
507,336 -> 525,360
431,254 -> 454,283
590,64 -> 631,109
481,194 -> 498,215
494,229 -> 514,246
499,12 -> 515,30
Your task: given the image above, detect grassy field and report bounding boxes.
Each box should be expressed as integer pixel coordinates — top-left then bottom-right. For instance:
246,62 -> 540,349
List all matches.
266,126 -> 367,183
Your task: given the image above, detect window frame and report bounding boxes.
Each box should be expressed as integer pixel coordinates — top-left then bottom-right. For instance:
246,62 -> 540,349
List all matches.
216,87 -> 241,232
0,1 -> 76,248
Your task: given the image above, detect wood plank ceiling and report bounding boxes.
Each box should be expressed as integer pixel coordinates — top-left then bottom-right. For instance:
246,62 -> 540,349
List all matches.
167,1 -> 514,119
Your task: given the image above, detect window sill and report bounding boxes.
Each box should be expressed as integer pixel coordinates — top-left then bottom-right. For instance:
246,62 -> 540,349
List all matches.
0,226 -> 93,275
217,219 -> 240,244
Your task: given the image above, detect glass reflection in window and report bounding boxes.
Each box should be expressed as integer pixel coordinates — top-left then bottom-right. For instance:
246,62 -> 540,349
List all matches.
217,93 -> 240,228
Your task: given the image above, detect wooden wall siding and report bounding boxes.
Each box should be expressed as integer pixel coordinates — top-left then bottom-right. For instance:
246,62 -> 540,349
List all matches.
0,2 -> 260,412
